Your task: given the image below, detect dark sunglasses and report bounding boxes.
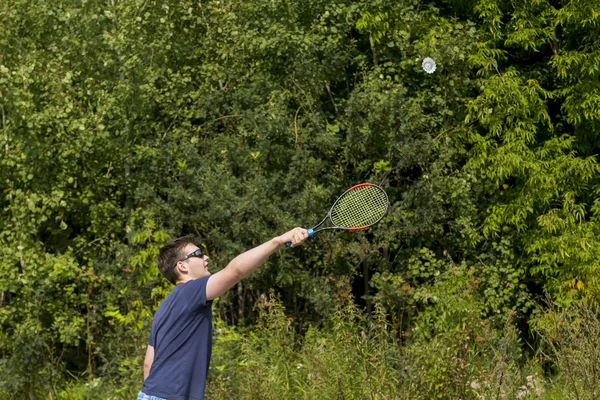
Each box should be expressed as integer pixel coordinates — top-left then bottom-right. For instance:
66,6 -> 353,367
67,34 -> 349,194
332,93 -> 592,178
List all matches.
178,248 -> 205,263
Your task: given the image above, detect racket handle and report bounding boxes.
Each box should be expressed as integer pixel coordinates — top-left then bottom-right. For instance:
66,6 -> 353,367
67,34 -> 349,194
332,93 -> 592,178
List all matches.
285,228 -> 314,247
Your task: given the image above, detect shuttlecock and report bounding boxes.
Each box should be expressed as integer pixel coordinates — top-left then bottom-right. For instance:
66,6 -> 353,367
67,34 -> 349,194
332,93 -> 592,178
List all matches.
422,57 -> 436,74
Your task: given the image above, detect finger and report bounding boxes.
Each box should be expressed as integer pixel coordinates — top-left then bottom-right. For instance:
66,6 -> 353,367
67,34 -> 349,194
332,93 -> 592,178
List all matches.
291,233 -> 302,246
298,228 -> 308,242
287,228 -> 308,247
292,231 -> 302,246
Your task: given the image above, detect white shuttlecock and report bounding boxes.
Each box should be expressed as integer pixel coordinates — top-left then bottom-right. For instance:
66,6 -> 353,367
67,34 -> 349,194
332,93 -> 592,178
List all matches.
422,57 -> 437,74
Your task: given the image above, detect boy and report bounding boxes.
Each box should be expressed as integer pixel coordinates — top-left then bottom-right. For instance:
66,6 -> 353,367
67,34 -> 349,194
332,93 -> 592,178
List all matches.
138,227 -> 308,400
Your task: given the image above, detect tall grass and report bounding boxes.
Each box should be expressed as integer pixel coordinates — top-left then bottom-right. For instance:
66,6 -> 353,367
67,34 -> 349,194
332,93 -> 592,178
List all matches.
208,285 -> 402,400
30,276 -> 600,399
206,274 -> 600,400
533,300 -> 600,400
206,271 -> 539,400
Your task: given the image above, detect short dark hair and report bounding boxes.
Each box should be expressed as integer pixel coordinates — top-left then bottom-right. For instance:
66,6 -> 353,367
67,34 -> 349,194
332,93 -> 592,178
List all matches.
157,235 -> 197,285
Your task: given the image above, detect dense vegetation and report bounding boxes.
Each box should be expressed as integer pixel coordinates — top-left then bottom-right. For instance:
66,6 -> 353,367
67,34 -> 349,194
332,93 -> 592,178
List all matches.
1,0 -> 599,398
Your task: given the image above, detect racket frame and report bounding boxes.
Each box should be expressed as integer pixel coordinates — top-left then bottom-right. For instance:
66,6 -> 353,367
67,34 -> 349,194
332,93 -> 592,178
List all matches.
311,183 -> 389,233
285,183 -> 389,247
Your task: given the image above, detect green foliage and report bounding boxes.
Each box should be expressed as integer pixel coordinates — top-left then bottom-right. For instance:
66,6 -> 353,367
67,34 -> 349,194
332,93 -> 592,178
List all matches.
532,300 -> 600,399
205,287 -> 557,400
1,0 -> 599,396
461,0 -> 600,306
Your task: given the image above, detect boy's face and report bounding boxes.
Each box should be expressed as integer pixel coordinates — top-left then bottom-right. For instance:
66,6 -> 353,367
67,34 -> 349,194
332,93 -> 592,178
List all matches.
179,243 -> 211,279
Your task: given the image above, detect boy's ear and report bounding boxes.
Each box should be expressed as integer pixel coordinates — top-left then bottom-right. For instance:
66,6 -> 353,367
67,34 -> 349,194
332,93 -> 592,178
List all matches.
176,261 -> 188,275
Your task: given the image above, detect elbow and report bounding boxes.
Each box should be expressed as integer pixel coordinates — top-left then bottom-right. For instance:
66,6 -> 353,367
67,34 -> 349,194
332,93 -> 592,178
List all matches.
228,263 -> 246,280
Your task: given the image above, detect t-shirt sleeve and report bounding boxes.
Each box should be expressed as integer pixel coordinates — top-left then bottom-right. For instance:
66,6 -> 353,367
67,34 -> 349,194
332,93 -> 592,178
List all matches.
148,322 -> 156,346
181,276 -> 211,311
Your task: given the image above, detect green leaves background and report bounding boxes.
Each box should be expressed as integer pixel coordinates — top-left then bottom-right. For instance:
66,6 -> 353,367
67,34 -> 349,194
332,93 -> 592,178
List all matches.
1,0 -> 599,397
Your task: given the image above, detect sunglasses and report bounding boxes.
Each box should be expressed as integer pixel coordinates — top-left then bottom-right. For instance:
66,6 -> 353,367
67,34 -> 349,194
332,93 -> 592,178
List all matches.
178,248 -> 206,263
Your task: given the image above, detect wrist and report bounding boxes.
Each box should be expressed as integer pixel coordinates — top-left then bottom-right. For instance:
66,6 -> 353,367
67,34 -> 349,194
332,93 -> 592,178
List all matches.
272,236 -> 284,247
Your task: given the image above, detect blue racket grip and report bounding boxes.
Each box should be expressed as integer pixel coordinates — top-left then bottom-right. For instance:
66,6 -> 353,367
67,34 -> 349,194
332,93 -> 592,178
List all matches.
285,228 -> 314,247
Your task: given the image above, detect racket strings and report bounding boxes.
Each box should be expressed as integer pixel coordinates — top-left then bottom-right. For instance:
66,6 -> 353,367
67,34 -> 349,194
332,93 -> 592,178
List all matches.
331,186 -> 388,228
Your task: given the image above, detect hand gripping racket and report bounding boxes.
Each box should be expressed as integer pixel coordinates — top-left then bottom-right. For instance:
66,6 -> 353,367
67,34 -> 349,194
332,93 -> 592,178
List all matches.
286,183 -> 389,247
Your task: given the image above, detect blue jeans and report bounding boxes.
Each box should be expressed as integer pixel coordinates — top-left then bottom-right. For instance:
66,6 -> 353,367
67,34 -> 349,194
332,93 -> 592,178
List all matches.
137,391 -> 166,400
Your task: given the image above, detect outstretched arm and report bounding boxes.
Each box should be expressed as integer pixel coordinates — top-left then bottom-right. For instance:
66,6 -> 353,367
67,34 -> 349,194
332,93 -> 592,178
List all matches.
206,227 -> 308,300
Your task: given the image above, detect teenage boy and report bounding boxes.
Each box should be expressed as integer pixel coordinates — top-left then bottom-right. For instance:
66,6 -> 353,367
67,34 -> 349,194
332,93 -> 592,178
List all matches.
138,227 -> 308,400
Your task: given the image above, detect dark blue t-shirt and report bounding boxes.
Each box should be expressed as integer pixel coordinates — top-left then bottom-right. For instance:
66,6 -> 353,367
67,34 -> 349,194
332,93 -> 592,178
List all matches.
143,276 -> 213,400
